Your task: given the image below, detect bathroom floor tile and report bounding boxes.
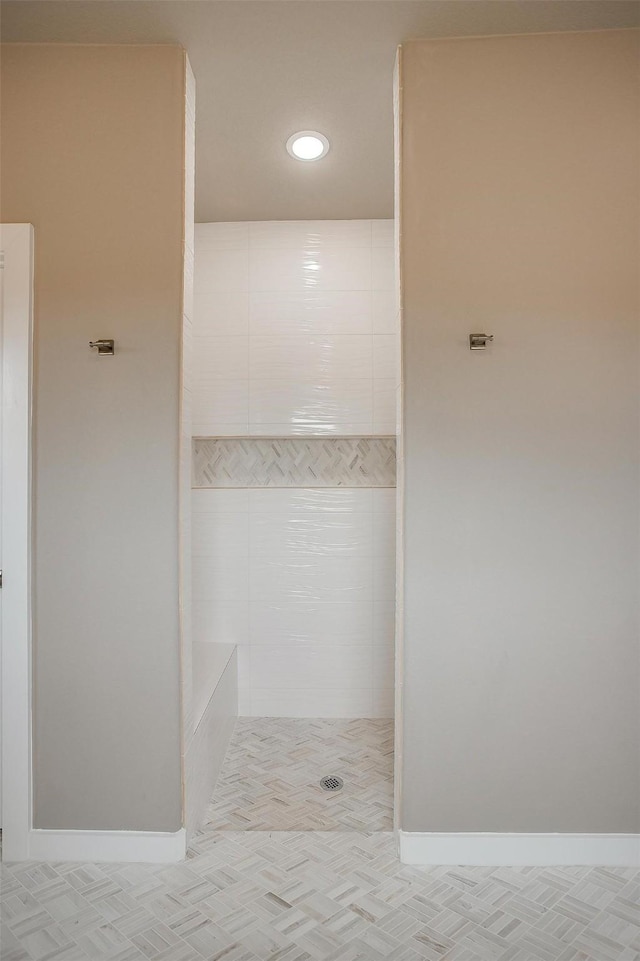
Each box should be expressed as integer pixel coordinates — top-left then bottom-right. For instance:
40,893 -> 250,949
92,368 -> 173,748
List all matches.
3,834 -> 638,961
204,718 -> 394,832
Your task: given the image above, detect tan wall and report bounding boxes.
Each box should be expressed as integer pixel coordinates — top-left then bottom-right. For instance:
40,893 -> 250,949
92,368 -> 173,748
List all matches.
1,44 -> 186,831
399,30 -> 640,833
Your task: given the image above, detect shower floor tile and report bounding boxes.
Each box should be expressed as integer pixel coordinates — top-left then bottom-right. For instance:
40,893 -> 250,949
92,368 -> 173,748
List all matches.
205,717 -> 394,832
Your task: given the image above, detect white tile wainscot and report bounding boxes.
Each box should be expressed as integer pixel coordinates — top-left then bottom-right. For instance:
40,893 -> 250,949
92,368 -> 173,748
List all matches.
192,488 -> 395,718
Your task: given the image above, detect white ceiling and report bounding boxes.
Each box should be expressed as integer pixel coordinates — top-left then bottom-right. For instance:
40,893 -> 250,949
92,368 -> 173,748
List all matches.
3,1 -> 638,221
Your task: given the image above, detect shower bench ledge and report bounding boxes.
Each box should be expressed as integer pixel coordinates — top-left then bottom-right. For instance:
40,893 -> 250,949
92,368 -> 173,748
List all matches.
192,641 -> 236,731
187,642 -> 238,838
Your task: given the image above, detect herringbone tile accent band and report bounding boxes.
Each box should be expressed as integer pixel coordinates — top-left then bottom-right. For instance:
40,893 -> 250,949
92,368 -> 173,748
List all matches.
193,438 -> 396,488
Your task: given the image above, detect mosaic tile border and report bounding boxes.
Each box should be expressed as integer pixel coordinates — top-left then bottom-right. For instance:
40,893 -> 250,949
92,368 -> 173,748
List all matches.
193,437 -> 396,488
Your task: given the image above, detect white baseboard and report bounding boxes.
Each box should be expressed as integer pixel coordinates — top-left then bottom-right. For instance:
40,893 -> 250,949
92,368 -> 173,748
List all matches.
398,831 -> 640,866
27,828 -> 186,863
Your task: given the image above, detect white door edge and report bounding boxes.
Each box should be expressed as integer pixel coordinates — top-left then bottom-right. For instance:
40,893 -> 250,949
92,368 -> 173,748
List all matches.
1,223 -> 35,861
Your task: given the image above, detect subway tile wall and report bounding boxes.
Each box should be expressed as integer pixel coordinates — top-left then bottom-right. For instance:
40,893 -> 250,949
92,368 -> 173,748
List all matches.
192,221 -> 398,717
192,488 -> 395,717
193,220 -> 398,436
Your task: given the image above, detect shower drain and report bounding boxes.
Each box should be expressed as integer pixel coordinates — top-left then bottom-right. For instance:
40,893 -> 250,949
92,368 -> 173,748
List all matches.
320,775 -> 344,792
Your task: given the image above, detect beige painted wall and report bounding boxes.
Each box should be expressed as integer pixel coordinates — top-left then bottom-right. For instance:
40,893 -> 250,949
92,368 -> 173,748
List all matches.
1,43 -> 186,831
399,30 -> 640,833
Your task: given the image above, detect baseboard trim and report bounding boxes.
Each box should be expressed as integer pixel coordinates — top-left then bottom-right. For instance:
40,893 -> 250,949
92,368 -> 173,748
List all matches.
398,831 -> 640,866
27,828 -> 186,863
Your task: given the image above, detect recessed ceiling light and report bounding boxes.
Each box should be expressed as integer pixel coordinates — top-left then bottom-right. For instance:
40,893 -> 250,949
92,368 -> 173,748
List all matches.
286,131 -> 330,162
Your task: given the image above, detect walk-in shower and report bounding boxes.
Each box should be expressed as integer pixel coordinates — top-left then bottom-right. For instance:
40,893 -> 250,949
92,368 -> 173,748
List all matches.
189,219 -> 398,834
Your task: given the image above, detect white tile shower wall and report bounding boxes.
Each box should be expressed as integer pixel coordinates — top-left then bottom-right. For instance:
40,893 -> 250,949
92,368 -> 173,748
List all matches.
192,220 -> 397,718
192,488 -> 395,717
193,220 -> 397,436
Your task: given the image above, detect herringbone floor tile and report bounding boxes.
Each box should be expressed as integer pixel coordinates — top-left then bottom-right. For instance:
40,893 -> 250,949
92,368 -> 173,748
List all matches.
204,718 -> 394,832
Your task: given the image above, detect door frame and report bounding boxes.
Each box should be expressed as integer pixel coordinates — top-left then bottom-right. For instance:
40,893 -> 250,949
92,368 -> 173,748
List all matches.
1,223 -> 34,860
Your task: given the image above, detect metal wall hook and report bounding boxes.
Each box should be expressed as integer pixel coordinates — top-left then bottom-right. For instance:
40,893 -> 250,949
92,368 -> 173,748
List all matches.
89,339 -> 115,355
469,333 -> 494,350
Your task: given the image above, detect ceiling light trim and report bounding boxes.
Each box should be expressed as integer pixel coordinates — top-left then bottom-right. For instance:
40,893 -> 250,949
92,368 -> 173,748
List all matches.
286,130 -> 330,162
